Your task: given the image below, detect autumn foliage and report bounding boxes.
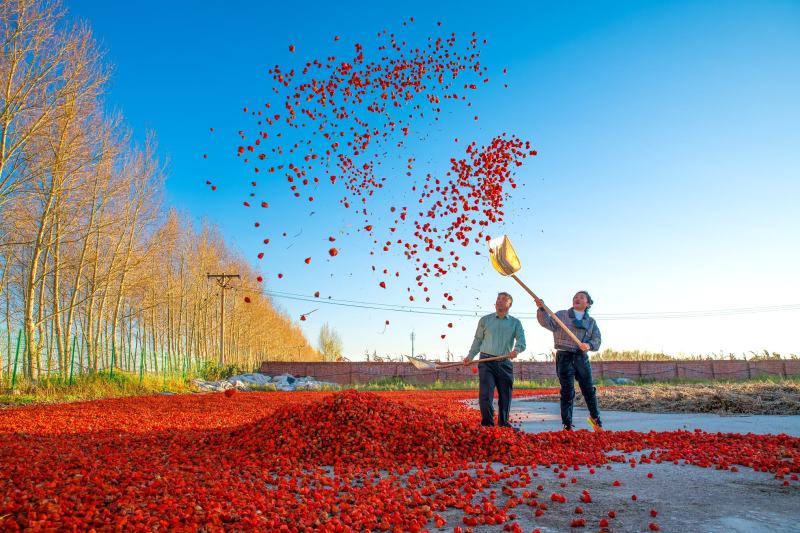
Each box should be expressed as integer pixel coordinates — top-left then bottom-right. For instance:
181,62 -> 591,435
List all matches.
0,0 -> 318,387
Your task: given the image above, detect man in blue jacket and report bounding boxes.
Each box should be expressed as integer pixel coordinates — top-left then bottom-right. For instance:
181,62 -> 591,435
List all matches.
463,292 -> 526,428
534,291 -> 603,431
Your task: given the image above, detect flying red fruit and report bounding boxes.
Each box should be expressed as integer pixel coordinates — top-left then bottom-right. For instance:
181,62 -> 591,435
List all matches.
244,296 -> 251,303
300,315 -> 306,321
304,257 -> 311,264
379,282 -> 386,289
329,248 -> 338,257
289,44 -> 296,52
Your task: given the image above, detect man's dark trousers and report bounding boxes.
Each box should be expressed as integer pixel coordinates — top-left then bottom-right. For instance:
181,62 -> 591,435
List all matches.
556,350 -> 600,427
478,352 -> 514,427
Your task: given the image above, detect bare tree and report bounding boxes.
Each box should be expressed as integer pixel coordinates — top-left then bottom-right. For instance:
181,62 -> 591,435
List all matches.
0,0 -> 320,386
318,322 -> 343,362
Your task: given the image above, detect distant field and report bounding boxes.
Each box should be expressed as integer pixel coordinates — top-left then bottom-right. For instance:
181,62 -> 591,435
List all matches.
533,381 -> 800,415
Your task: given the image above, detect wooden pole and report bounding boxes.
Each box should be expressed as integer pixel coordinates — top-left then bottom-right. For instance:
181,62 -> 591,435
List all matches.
207,273 -> 240,366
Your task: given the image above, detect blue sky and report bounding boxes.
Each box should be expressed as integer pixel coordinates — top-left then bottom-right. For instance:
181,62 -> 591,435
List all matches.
68,0 -> 800,359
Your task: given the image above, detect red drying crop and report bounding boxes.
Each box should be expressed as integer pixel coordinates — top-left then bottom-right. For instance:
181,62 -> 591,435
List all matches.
1,389 -> 796,531
206,21 -> 538,307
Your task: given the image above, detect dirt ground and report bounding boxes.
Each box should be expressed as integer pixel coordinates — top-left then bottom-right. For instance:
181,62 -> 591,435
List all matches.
535,382 -> 800,415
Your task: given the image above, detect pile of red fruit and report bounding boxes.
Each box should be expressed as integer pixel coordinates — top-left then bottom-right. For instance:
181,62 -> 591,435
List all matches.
1,390 -> 797,531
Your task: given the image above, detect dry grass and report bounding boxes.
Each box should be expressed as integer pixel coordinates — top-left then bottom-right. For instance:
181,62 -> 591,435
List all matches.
536,382 -> 800,415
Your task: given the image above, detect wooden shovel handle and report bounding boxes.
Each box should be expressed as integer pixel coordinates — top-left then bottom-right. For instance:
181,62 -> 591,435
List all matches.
510,274 -> 584,347
436,361 -> 468,369
437,355 -> 512,369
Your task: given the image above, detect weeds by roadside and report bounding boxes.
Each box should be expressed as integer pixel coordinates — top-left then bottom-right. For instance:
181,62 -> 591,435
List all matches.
0,371 -> 197,406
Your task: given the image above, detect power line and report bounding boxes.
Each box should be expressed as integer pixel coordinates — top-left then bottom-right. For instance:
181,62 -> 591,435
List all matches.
261,289 -> 800,320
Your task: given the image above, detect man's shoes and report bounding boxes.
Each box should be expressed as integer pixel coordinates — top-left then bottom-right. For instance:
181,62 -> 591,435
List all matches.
562,424 -> 573,431
587,416 -> 603,432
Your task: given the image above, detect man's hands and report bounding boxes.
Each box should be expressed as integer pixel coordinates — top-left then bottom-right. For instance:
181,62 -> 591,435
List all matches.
533,296 -> 545,309
579,343 -> 591,352
463,356 -> 472,366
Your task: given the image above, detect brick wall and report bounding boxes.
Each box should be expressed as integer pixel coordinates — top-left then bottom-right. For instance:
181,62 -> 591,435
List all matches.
258,360 -> 800,385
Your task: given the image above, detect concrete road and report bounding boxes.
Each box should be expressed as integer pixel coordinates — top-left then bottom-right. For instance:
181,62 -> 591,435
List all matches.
453,399 -> 800,532
510,399 -> 800,436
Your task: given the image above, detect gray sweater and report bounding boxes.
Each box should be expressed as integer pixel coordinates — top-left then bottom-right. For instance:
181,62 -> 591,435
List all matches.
537,307 -> 601,353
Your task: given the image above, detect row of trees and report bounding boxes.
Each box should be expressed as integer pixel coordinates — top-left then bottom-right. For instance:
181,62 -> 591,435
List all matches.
0,0 -> 317,386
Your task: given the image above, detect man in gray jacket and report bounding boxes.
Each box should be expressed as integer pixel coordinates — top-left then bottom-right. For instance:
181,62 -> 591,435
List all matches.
533,291 -> 603,431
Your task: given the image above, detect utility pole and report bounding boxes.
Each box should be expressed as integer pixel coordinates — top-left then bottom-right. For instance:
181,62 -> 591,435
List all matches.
410,331 -> 415,359
207,273 -> 240,366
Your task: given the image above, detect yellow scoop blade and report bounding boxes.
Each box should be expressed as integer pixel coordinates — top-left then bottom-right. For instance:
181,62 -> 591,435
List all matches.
488,235 -> 521,276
